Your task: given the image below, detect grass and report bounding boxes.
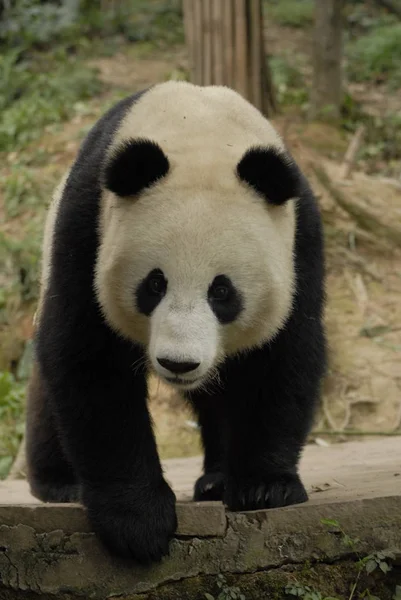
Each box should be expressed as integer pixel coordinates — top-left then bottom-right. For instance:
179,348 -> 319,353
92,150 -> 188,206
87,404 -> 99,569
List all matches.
0,371 -> 25,478
347,23 -> 401,88
270,55 -> 309,107
0,48 -> 103,153
264,0 -> 314,28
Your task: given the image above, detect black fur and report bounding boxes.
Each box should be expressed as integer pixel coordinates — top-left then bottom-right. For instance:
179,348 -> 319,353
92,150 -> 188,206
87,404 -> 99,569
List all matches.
136,268 -> 167,316
208,274 -> 243,324
190,172 -> 326,509
27,90 -> 177,564
237,146 -> 301,205
104,138 -> 169,197
27,88 -> 326,564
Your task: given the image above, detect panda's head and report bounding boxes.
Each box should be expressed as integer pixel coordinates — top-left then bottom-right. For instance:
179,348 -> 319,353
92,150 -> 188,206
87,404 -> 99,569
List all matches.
95,82 -> 300,391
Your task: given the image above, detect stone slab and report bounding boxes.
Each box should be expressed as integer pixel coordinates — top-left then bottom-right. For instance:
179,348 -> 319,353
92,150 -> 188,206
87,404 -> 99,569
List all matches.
0,438 -> 400,598
1,436 -> 399,509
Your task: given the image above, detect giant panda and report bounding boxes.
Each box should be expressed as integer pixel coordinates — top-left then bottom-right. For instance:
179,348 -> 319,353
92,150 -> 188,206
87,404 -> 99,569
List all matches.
26,81 -> 326,564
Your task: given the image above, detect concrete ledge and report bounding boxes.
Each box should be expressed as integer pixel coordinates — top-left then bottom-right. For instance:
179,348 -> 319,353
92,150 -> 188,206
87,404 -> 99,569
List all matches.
0,495 -> 400,598
0,500 -> 227,538
0,438 -> 400,598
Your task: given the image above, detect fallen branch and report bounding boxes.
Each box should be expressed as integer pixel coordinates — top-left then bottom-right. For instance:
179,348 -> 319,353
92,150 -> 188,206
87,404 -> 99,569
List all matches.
339,125 -> 366,180
335,246 -> 382,281
311,163 -> 401,248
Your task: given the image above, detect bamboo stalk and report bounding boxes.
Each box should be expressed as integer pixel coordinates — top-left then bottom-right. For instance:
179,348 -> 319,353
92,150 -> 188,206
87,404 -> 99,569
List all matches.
212,0 -> 224,85
249,0 -> 263,111
223,0 -> 235,88
234,0 -> 248,97
202,0 -> 213,85
182,0 -> 276,116
193,0 -> 203,85
183,0 -> 195,81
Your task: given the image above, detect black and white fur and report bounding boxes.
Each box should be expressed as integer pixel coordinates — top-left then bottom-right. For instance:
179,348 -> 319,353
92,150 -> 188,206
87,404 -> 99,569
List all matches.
26,81 -> 326,563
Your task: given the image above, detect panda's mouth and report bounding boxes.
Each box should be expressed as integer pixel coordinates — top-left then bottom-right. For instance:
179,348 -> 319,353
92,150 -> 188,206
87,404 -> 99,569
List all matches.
165,375 -> 201,389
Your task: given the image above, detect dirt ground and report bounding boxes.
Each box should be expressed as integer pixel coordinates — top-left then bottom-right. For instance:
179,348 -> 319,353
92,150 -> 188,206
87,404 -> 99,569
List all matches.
1,32 -> 400,461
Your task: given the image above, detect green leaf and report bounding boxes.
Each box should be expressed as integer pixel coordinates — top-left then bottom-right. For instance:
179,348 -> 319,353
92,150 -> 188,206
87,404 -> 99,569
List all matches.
321,518 -> 340,528
365,559 -> 378,574
343,534 -> 354,548
204,594 -> 215,600
379,561 -> 391,574
393,584 -> 401,600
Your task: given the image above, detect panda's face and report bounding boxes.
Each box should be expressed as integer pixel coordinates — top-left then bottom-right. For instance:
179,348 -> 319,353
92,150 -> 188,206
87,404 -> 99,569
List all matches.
96,145 -> 297,391
95,82 -> 300,390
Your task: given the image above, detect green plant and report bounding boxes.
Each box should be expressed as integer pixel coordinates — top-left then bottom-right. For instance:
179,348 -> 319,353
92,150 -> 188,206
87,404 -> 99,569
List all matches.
285,583 -> 339,600
321,519 -> 397,600
205,574 -> 246,600
126,0 -> 184,45
0,49 -> 102,152
270,55 -> 308,107
0,0 -> 80,46
264,0 -> 314,28
393,585 -> 401,600
1,164 -> 44,218
0,371 -> 25,479
360,550 -> 396,576
340,93 -> 401,177
347,23 -> 401,87
0,228 -> 42,305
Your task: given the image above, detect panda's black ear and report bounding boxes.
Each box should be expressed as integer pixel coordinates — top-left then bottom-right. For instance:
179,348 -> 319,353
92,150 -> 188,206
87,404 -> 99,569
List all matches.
237,146 -> 300,205
104,138 -> 169,197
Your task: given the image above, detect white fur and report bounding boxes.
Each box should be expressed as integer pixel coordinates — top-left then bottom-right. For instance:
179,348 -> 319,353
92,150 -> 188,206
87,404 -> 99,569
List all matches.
95,82 -> 297,390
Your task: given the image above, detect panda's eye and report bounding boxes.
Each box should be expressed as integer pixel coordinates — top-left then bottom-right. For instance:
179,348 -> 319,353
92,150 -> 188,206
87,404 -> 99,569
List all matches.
208,274 -> 243,324
147,271 -> 167,296
209,275 -> 233,303
210,284 -> 230,302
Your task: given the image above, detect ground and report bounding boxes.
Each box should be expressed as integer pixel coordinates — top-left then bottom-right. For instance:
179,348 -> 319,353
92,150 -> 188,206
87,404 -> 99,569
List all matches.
0,11 -> 400,467
1,437 -> 401,599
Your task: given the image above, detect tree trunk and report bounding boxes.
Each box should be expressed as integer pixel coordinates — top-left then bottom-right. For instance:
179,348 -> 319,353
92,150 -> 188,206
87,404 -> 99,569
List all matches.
309,0 -> 344,121
183,0 -> 277,116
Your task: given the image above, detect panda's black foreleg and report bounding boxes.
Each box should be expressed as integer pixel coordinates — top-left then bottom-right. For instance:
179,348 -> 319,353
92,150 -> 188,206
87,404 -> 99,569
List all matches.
190,395 -> 227,501
26,361 -> 80,503
221,322 -> 326,512
35,323 -> 177,563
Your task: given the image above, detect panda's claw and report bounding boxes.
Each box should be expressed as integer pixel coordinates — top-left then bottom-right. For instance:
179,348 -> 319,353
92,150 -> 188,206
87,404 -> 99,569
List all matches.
194,472 -> 225,502
224,472 -> 308,512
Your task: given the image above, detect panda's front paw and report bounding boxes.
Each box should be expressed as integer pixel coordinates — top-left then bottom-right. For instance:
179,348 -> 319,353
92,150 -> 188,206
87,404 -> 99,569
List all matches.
194,472 -> 225,501
83,479 -> 177,563
224,472 -> 307,511
30,480 -> 81,503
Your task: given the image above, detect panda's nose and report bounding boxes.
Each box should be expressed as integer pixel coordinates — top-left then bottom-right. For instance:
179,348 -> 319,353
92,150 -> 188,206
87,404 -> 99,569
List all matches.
157,357 -> 200,374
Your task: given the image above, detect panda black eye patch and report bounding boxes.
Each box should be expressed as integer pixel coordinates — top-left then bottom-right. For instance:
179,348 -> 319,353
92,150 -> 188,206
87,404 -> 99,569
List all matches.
208,275 -> 243,324
104,138 -> 169,198
236,145 -> 301,205
136,268 -> 167,316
